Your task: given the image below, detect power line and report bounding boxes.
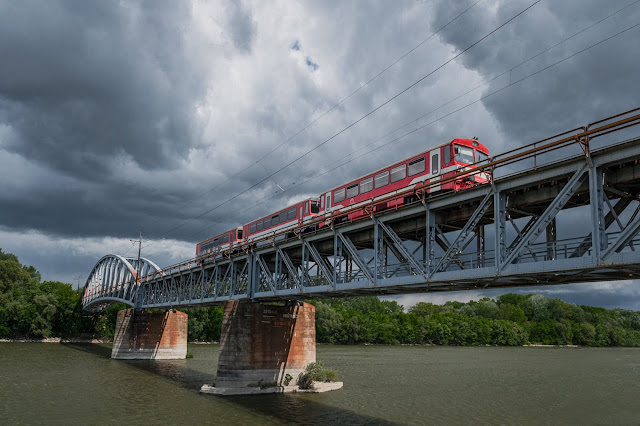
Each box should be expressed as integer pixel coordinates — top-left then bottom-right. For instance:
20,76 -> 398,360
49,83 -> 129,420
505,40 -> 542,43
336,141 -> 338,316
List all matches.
145,12 -> 640,256
149,0 -> 484,218
145,0 -> 541,245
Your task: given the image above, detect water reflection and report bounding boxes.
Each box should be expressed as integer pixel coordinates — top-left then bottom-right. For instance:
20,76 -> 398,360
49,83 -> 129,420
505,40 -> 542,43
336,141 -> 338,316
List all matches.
62,343 -> 397,425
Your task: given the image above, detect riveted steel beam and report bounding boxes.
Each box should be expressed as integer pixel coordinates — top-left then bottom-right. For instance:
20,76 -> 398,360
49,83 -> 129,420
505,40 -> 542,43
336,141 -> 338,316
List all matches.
336,230 -> 374,283
502,163 -> 588,269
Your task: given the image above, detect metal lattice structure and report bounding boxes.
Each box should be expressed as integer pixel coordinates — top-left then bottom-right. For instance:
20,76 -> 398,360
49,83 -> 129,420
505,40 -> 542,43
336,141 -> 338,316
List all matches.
82,255 -> 162,313
83,110 -> 640,313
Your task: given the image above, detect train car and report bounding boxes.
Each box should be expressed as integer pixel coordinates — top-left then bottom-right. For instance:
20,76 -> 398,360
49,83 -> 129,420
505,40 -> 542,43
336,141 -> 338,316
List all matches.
319,138 -> 489,222
196,227 -> 243,257
244,198 -> 320,242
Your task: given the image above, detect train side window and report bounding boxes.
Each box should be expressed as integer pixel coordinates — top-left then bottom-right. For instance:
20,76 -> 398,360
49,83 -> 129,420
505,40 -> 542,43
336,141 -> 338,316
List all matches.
305,203 -> 309,214
346,183 -> 358,199
213,238 -> 219,247
375,171 -> 389,188
279,212 -> 287,224
360,177 -> 373,193
256,221 -> 263,231
320,195 -> 324,209
432,154 -> 439,175
391,164 -> 406,183
334,188 -> 346,203
443,146 -> 451,164
288,208 -> 296,220
250,223 -> 256,234
272,216 -> 279,226
408,157 -> 425,176
222,235 -> 229,244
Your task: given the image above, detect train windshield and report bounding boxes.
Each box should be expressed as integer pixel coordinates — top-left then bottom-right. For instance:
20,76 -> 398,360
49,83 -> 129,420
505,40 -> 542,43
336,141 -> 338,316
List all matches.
455,145 -> 475,164
476,150 -> 489,164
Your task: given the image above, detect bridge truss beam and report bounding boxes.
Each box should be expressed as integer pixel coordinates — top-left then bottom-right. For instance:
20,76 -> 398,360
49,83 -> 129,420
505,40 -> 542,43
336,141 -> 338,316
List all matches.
83,118 -> 640,312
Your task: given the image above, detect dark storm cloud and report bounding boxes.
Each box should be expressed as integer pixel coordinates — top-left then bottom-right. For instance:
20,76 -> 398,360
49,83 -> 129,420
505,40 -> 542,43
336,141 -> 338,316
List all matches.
430,0 -> 640,142
0,0 -> 204,177
226,1 -> 256,53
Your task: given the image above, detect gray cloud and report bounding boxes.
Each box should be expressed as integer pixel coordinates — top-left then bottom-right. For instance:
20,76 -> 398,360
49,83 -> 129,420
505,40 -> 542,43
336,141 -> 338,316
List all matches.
0,0 -> 639,311
226,1 -> 256,53
0,0 -> 204,177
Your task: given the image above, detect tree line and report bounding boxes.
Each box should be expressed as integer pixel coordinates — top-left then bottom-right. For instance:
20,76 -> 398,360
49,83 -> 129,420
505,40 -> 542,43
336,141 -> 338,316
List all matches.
1,248 -> 640,346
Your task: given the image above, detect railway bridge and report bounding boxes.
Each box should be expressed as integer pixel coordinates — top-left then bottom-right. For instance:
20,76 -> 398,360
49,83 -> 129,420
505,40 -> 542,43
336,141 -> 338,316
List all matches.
81,109 -> 640,393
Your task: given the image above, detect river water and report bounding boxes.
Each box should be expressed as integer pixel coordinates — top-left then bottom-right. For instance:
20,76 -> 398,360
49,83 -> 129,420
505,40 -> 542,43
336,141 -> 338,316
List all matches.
1,343 -> 639,424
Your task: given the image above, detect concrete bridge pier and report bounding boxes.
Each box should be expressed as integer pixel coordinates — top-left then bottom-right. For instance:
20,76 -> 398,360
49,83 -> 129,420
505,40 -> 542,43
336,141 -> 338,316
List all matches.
215,300 -> 316,389
111,309 -> 188,359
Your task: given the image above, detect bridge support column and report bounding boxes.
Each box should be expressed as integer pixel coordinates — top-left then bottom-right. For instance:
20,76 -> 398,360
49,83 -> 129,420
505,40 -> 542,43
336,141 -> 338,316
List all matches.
111,309 -> 188,360
215,300 -> 316,388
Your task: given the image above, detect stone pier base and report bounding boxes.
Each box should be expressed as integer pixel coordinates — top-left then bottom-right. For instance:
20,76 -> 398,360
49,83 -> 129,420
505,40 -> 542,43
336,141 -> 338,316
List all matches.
111,309 -> 188,360
214,300 -> 316,389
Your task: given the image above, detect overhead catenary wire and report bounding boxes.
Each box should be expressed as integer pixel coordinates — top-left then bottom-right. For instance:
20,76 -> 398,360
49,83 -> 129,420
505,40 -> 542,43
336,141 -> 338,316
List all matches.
143,0 -> 541,247
144,12 -> 640,256
161,0 -> 484,213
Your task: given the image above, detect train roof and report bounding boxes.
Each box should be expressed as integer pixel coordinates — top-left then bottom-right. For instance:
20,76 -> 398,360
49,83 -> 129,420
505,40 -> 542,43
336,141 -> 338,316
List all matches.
197,226 -> 242,246
247,197 -> 319,225
325,138 -> 488,193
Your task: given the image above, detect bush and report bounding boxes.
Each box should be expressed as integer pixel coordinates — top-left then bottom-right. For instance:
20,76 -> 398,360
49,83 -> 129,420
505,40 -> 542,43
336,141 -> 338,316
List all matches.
297,361 -> 338,389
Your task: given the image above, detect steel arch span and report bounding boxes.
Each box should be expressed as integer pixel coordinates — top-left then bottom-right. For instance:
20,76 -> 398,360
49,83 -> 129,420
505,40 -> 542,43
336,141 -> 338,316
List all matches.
82,254 -> 162,313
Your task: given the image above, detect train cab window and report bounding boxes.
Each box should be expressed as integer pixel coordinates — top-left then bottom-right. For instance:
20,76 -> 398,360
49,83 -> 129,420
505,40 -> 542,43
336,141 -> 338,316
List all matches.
391,164 -> 406,183
431,154 -> 439,175
443,146 -> 451,164
476,150 -> 488,163
408,157 -> 425,176
346,183 -> 358,199
279,212 -> 287,224
455,145 -> 475,164
311,201 -> 319,214
250,223 -> 256,234
256,221 -> 263,231
375,171 -> 389,188
334,188 -> 346,203
360,177 -> 373,193
288,208 -> 296,220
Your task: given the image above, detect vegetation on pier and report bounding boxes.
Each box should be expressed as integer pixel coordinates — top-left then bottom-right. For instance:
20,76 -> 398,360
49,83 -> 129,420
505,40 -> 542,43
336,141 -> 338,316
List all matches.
1,248 -> 640,346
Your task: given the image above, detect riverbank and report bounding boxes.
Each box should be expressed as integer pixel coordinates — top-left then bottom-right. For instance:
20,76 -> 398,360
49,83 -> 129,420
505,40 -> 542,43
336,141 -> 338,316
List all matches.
0,337 -> 109,343
0,338 -> 587,348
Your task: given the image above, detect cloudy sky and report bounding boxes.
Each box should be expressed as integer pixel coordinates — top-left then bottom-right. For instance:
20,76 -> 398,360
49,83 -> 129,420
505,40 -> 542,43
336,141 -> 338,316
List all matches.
1,0 -> 639,309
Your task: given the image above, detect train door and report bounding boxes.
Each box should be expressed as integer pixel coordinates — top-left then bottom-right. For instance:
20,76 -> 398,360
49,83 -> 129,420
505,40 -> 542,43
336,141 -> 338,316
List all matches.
429,148 -> 441,192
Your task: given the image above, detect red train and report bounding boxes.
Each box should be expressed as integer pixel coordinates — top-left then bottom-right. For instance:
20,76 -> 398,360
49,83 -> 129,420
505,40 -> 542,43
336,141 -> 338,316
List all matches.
196,138 -> 489,257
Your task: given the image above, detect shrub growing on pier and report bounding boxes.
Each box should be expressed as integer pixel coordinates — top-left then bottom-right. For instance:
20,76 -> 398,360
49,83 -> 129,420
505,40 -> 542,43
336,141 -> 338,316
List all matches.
297,361 -> 338,389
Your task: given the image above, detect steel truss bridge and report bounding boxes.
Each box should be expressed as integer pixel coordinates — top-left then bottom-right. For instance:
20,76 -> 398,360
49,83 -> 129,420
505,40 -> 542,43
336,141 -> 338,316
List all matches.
83,109 -> 640,313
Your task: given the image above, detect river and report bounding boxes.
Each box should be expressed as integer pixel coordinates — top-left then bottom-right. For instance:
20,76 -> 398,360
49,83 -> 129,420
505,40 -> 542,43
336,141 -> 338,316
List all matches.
1,343 -> 639,424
